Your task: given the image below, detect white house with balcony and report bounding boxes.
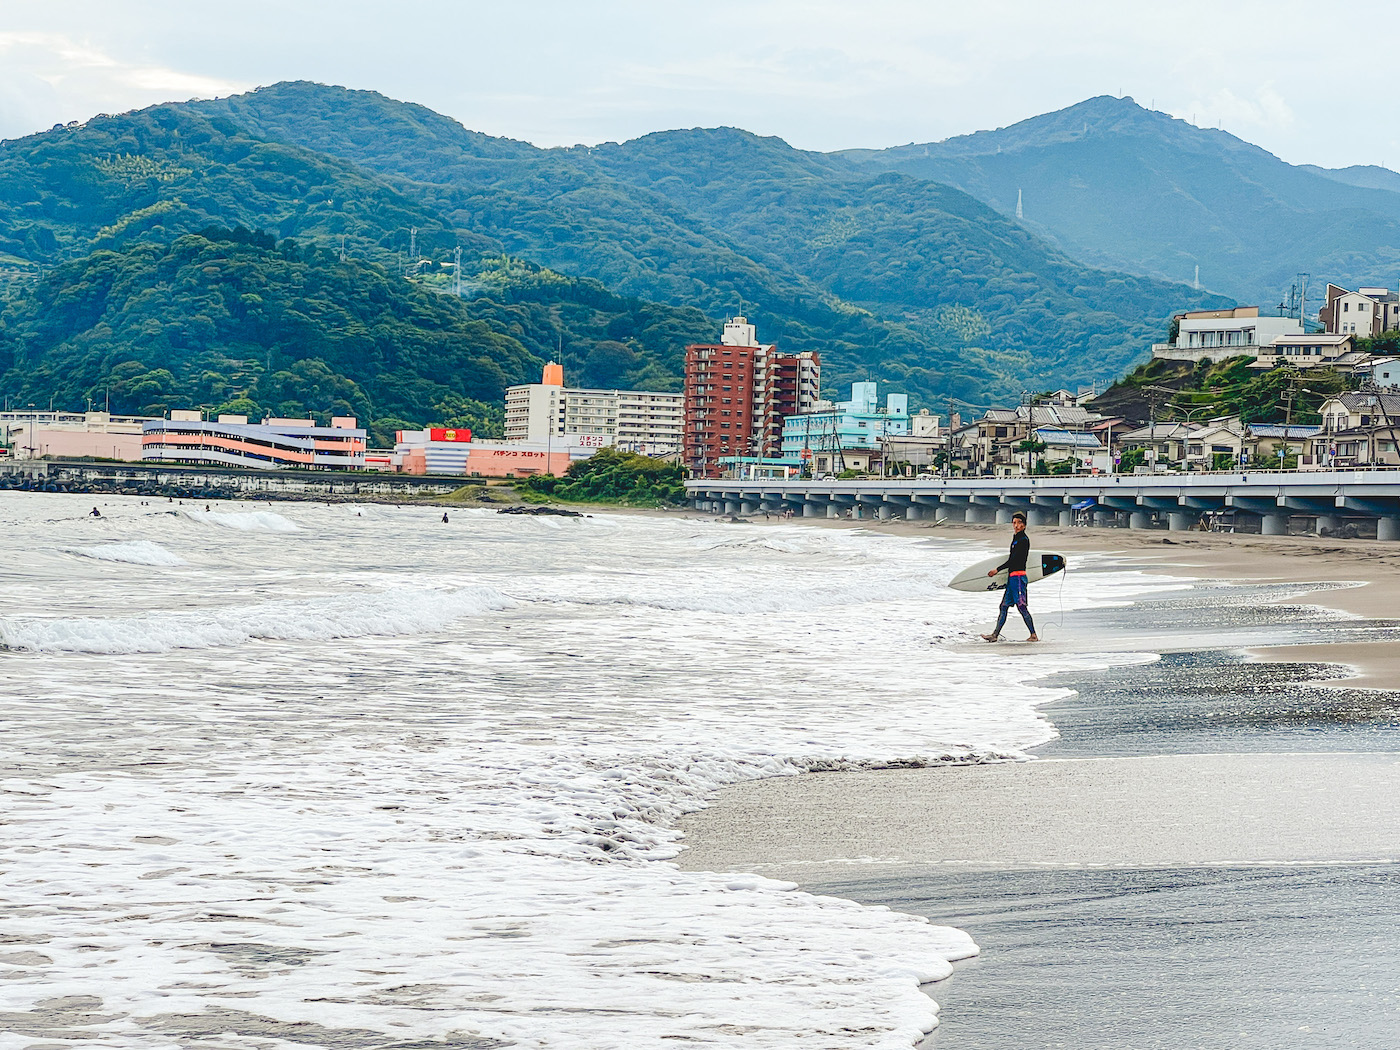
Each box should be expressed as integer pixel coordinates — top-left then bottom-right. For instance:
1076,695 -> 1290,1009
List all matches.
1249,332 -> 1356,369
1152,307 -> 1301,364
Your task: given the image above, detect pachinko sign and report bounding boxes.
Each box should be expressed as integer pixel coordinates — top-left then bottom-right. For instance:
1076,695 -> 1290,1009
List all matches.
430,428 -> 473,443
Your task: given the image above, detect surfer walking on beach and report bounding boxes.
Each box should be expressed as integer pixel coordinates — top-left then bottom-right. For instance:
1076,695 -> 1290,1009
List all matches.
982,511 -> 1039,642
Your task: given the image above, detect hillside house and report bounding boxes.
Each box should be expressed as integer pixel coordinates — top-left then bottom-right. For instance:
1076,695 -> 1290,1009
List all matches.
1152,307 -> 1301,364
1319,284 -> 1400,338
1249,333 -> 1355,369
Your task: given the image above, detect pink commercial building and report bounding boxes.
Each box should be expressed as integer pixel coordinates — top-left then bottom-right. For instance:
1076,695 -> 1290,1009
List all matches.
1,411 -> 152,461
391,428 -> 604,477
143,412 -> 366,469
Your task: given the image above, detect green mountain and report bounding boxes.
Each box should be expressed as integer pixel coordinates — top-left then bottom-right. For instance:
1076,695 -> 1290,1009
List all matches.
0,83 -> 1236,427
0,104 -> 716,437
193,82 -> 1228,405
840,95 -> 1400,306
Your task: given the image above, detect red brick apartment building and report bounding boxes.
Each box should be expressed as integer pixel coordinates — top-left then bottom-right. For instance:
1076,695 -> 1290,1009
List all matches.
683,317 -> 820,478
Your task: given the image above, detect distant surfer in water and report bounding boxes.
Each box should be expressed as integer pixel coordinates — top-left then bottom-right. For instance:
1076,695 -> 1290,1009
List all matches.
982,511 -> 1038,642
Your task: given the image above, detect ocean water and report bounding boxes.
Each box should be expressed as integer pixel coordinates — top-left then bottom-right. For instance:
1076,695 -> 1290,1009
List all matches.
0,493 -> 1182,1049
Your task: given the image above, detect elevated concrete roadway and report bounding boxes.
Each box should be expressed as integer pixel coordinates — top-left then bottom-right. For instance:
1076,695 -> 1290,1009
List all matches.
688,470 -> 1400,538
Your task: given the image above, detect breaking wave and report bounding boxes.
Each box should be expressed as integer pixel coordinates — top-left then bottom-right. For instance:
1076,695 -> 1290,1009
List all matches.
187,510 -> 301,532
0,585 -> 514,654
68,541 -> 189,567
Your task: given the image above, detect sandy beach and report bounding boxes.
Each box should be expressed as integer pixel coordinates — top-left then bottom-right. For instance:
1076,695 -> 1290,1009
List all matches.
672,514 -> 1400,1047
673,511 -> 1400,688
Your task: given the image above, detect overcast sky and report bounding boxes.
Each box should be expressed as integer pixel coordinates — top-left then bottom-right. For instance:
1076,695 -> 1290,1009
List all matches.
1,0 -> 1394,170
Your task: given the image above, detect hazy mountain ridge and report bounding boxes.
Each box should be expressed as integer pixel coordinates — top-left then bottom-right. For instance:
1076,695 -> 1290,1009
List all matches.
842,95 -> 1400,303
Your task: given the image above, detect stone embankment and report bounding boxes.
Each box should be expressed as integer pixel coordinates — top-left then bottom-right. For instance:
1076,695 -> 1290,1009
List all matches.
0,459 -> 463,503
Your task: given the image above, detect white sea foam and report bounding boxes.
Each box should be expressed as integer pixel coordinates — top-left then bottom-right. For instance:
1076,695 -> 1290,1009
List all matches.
67,540 -> 189,567
188,509 -> 301,532
0,492 -> 1182,1048
0,584 -> 514,653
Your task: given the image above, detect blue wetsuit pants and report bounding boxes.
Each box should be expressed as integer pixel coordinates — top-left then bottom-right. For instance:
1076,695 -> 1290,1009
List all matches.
995,573 -> 1036,635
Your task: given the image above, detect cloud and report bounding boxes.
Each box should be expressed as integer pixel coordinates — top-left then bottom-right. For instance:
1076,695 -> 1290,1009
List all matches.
1174,86 -> 1295,138
0,31 -> 247,138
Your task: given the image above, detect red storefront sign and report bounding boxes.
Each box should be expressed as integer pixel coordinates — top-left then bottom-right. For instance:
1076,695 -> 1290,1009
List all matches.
429,428 -> 473,443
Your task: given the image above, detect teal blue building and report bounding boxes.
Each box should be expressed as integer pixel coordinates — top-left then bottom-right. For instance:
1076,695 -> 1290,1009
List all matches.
780,383 -> 909,472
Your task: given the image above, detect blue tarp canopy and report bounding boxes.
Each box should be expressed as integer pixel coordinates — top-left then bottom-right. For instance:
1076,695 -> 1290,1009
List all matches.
1072,498 -> 1096,511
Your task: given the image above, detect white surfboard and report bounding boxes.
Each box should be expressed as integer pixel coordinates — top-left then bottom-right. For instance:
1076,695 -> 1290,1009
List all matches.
947,550 -> 1066,593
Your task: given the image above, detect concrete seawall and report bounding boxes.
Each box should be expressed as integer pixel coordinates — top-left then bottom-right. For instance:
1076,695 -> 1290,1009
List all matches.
0,459 -> 462,500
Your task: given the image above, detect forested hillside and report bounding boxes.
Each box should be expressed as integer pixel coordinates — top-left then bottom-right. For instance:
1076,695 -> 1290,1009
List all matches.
0,106 -> 715,434
195,82 -> 1228,405
841,95 -> 1400,305
1,83 -> 1242,424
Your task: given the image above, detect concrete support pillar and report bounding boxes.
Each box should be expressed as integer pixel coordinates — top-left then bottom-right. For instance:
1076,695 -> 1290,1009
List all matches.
1261,513 -> 1289,536
995,507 -> 1016,524
906,505 -> 923,521
877,504 -> 892,521
724,501 -> 740,516
826,503 -> 840,519
1168,512 -> 1195,532
1378,517 -> 1400,541
1315,515 -> 1342,534
740,501 -> 757,516
803,503 -> 819,518
1029,507 -> 1059,527
1059,510 -> 1075,527
1129,511 -> 1150,530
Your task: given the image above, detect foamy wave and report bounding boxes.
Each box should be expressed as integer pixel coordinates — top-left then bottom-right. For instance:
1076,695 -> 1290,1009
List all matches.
571,575 -> 938,615
188,510 -> 301,532
68,541 -> 189,567
0,585 -> 514,654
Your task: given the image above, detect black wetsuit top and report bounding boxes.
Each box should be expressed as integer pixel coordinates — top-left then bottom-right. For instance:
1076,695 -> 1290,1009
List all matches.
996,531 -> 1029,574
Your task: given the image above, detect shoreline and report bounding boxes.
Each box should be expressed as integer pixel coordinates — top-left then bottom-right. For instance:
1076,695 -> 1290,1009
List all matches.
666,510 -> 1400,689
669,515 -> 1400,1045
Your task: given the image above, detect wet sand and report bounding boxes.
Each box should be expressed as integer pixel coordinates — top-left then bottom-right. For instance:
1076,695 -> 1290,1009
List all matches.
672,518 -> 1400,1047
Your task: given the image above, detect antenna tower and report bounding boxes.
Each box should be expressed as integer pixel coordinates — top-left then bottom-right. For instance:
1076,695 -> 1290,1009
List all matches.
1015,189 -> 1023,220
408,227 -> 418,275
453,246 -> 463,297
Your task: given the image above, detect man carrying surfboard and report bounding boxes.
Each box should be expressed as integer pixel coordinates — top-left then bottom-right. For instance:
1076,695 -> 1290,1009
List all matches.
982,511 -> 1039,642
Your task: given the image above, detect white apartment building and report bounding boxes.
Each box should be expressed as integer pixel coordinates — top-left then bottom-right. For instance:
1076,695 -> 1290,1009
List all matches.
1152,307 -> 1301,363
504,362 -> 684,457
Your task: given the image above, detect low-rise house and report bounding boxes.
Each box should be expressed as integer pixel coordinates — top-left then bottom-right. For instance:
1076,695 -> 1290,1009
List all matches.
1032,427 -> 1102,468
1185,419 -> 1246,471
1243,423 -> 1321,468
1356,357 -> 1400,387
1317,391 -> 1400,432
951,408 -> 1023,474
1249,333 -> 1355,370
1116,421 -> 1194,469
1310,391 -> 1400,467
